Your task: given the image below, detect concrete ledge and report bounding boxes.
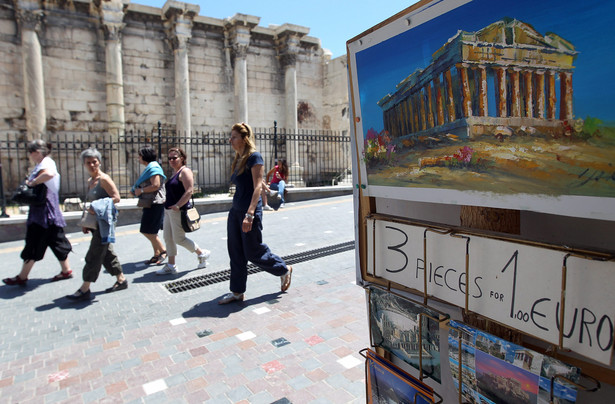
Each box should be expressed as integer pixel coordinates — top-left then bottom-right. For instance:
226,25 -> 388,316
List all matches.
0,185 -> 352,243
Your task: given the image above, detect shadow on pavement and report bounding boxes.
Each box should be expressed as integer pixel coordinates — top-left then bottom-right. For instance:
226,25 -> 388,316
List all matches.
183,291 -> 283,319
34,293 -> 103,311
0,279 -> 49,298
129,269 -> 194,284
119,260 -> 158,275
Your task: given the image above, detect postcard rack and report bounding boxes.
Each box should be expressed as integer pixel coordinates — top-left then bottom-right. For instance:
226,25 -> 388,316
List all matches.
363,214 -> 612,401
366,213 -> 615,364
363,284 -> 449,402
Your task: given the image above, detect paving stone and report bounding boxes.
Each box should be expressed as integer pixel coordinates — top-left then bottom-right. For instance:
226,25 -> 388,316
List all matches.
226,384 -> 252,402
43,388 -> 69,404
83,387 -> 107,403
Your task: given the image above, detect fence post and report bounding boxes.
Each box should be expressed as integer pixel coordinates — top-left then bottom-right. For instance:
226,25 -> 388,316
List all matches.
157,121 -> 162,162
273,120 -> 278,161
0,163 -> 8,217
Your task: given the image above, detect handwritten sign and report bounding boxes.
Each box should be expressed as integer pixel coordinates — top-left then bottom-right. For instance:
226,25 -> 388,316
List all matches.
366,218 -> 614,365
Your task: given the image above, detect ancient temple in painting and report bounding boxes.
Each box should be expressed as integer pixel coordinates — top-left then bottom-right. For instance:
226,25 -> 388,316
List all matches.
377,18 -> 577,140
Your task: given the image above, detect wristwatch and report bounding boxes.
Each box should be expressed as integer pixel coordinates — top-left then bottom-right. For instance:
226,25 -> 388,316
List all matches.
245,213 -> 254,220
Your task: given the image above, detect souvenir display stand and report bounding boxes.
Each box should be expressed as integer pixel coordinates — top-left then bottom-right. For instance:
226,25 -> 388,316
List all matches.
346,0 -> 615,402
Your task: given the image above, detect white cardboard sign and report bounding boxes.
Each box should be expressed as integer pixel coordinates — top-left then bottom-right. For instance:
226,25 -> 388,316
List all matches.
366,217 -> 614,365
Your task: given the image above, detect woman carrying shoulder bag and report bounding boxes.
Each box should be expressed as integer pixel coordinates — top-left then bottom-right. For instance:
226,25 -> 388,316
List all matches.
157,147 -> 210,275
132,145 -> 167,265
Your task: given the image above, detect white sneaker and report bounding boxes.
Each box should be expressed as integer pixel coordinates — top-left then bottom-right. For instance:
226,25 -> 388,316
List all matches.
156,263 -> 177,275
197,250 -> 211,269
279,203 -> 285,209
263,205 -> 273,211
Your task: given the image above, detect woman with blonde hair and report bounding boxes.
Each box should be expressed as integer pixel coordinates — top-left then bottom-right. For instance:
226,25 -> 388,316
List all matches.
219,122 -> 292,304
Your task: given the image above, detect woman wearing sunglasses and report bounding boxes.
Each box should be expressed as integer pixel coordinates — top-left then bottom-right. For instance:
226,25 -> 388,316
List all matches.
157,147 -> 210,275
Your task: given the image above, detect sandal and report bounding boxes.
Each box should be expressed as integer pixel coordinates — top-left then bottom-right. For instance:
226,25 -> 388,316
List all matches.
3,275 -> 27,286
155,251 -> 167,265
146,256 -> 158,265
281,266 -> 292,292
105,280 -> 128,293
51,270 -> 73,282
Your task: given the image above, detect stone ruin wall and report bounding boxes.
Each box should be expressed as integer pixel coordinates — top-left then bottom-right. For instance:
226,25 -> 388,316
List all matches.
0,0 -> 350,136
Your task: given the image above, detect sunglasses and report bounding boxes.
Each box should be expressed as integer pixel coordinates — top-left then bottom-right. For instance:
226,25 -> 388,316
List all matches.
169,157 -> 180,161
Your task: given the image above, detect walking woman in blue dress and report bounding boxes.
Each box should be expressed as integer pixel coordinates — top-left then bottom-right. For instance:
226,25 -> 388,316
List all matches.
219,122 -> 292,304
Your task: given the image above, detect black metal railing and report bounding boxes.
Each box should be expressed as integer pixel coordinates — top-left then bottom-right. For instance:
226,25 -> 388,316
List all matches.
0,123 -> 351,205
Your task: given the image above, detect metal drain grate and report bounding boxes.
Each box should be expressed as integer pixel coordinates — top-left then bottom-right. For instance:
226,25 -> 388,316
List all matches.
164,240 -> 355,294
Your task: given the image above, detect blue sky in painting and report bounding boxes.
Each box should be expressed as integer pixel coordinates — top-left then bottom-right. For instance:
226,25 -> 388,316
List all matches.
355,0 -> 615,136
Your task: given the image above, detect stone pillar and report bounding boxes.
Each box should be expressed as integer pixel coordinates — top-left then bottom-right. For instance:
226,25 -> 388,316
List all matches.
444,69 -> 455,122
163,1 -> 199,138
406,99 -> 415,133
546,71 -> 556,120
225,14 -> 260,124
276,24 -> 309,186
434,76 -> 444,126
16,1 -> 45,138
402,101 -> 409,135
397,103 -> 406,136
457,63 -> 472,118
419,90 -> 426,131
426,84 -> 434,129
494,67 -> 507,117
559,72 -> 573,120
96,0 -> 129,137
477,66 -> 488,117
509,68 -> 521,117
412,92 -> 420,131
523,70 -> 533,118
535,71 -> 545,119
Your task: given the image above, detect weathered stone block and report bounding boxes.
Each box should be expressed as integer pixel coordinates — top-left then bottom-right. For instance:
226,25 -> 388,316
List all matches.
63,197 -> 83,212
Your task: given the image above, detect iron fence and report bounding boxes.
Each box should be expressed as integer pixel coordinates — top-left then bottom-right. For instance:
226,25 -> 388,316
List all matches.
0,124 -> 351,205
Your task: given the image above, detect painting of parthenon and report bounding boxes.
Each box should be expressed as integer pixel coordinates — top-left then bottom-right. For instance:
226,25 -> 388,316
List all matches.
378,17 -> 577,140
350,0 -> 615,219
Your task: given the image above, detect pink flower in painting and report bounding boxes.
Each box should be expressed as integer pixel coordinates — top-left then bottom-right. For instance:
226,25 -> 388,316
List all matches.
386,144 -> 396,159
366,128 -> 378,141
454,146 -> 474,164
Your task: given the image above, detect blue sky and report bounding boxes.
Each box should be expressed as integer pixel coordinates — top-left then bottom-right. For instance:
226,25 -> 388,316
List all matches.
133,0 -> 418,58
355,0 -> 615,135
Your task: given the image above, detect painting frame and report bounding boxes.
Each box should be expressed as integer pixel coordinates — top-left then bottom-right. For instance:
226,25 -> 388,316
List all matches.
347,0 -> 615,220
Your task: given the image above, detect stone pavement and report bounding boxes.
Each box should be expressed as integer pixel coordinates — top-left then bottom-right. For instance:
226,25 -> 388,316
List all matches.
0,195 -> 369,403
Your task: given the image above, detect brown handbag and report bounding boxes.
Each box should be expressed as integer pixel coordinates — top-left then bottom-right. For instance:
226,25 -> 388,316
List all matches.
137,192 -> 156,208
180,196 -> 200,232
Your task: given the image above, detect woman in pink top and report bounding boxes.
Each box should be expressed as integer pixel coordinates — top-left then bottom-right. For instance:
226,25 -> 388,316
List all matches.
267,159 -> 288,208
